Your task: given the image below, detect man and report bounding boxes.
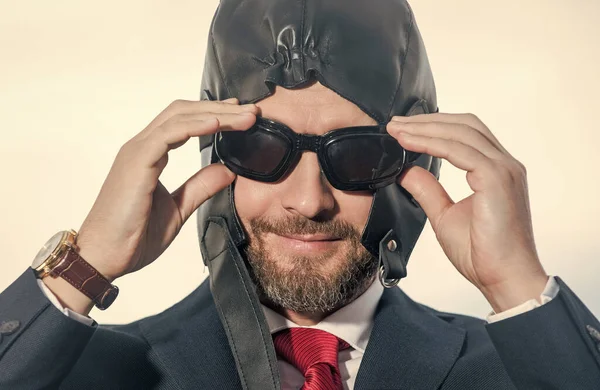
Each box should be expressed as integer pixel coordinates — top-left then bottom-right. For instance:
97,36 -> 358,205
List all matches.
1,0 -> 599,389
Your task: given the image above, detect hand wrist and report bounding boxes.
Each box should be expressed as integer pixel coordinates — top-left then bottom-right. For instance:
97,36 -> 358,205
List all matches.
42,275 -> 96,316
76,243 -> 117,284
480,273 -> 549,314
34,229 -> 120,313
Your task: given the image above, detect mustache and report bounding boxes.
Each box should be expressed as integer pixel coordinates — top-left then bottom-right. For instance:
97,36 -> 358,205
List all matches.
248,215 -> 361,240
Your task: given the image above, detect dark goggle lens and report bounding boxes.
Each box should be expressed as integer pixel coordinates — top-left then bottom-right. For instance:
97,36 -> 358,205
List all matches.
325,134 -> 404,184
216,128 -> 290,176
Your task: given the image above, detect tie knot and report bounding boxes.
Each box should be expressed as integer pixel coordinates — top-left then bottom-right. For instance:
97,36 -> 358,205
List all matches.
273,327 -> 350,377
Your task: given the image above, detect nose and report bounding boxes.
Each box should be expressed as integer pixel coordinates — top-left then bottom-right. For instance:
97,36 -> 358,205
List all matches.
280,152 -> 335,219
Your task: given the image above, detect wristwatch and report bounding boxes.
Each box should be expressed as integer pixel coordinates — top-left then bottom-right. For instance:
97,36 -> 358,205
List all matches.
31,229 -> 119,310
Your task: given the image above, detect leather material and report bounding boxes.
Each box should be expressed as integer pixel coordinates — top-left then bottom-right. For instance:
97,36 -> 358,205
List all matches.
49,248 -> 119,310
195,0 -> 442,388
199,0 -> 436,123
366,99 -> 440,281
197,0 -> 441,274
200,218 -> 281,390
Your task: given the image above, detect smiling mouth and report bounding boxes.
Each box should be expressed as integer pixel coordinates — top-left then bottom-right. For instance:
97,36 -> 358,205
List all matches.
270,233 -> 342,253
280,233 -> 340,242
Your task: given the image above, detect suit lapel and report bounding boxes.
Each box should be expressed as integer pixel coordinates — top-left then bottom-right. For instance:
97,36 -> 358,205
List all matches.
139,281 -> 242,390
137,279 -> 466,390
355,286 -> 466,390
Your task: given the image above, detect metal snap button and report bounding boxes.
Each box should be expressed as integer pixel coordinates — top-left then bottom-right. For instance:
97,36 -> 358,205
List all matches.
387,240 -> 397,252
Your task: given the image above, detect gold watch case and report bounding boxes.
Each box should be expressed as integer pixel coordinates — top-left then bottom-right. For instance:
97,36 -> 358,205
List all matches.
31,229 -> 79,278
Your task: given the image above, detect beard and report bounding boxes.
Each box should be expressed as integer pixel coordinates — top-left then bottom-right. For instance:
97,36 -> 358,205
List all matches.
243,215 -> 379,314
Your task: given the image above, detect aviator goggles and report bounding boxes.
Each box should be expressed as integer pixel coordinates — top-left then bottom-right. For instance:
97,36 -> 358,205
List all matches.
214,116 -> 415,192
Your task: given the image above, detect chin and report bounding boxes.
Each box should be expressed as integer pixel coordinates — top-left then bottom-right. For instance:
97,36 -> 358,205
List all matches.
244,239 -> 378,313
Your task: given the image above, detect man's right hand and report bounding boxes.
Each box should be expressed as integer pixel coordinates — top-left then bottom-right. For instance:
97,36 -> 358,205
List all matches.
42,98 -> 258,316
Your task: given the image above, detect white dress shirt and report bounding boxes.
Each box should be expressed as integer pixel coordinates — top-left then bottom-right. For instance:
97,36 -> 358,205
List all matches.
262,277 -> 384,390
38,276 -> 560,390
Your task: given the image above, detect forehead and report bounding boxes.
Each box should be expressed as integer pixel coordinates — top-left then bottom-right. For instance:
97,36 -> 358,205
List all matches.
255,81 -> 377,135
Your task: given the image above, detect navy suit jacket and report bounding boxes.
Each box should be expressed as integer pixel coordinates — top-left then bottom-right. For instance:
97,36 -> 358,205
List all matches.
1,268 -> 599,389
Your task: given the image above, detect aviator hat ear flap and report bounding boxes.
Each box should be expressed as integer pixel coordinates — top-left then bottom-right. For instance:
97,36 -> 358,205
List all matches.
362,99 -> 442,287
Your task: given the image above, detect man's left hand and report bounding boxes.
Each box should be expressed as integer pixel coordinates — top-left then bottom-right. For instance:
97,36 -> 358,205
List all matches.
387,113 -> 549,313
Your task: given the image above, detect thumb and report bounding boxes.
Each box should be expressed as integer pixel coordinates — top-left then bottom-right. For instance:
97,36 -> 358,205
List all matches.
397,165 -> 454,228
171,163 -> 236,223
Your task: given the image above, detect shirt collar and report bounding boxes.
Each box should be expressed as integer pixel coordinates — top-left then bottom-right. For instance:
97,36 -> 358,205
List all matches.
261,278 -> 384,353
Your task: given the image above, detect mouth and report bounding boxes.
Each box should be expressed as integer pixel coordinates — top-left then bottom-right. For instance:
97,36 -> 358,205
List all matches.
271,233 -> 342,253
281,233 -> 340,242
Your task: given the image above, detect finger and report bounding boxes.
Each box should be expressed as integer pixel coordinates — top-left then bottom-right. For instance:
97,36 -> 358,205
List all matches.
391,112 -> 510,155
171,163 -> 236,223
145,99 -> 257,130
397,165 -> 454,230
156,112 -> 256,152
170,111 -> 258,131
388,121 -> 504,160
139,113 -> 255,172
394,133 -> 496,191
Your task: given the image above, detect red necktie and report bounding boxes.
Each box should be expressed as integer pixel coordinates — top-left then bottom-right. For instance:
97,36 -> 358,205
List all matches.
273,327 -> 351,390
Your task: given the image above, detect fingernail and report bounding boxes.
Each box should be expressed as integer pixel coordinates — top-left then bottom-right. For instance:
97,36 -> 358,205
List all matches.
242,104 -> 257,111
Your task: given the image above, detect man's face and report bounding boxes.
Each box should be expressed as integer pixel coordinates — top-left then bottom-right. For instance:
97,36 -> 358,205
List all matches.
234,81 -> 380,315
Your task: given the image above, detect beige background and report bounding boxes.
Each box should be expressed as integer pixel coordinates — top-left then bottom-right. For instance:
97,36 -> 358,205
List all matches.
1,0 -> 599,324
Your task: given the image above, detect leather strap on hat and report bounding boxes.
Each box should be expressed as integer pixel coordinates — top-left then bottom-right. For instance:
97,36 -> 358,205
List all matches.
49,247 -> 119,310
200,217 -> 281,390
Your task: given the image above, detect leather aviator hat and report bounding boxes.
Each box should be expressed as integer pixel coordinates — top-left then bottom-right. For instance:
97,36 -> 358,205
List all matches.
195,1 -> 442,389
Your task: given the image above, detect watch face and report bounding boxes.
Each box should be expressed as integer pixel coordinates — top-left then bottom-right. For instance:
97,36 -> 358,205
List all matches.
32,231 -> 65,269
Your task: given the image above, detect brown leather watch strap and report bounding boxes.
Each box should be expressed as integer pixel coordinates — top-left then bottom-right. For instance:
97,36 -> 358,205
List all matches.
49,247 -> 119,310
